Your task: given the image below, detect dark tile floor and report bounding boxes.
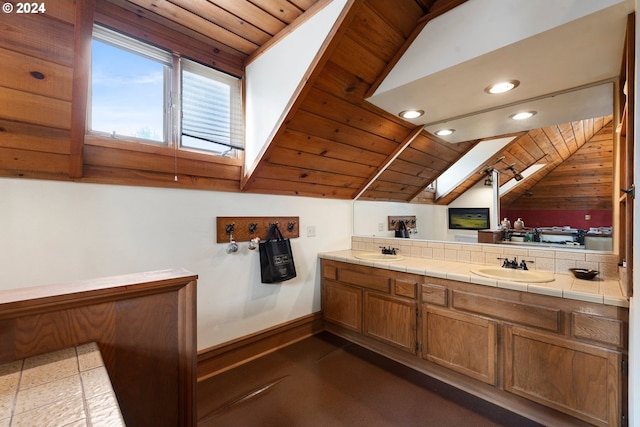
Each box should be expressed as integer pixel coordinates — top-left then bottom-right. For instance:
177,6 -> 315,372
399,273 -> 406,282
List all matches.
198,332 -> 544,427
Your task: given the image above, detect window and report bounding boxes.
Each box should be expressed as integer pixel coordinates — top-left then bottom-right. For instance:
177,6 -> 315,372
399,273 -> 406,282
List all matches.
181,60 -> 243,155
90,25 -> 243,156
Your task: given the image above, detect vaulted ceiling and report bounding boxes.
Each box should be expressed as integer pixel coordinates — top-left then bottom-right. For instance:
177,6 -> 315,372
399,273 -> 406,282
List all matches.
105,0 -> 621,208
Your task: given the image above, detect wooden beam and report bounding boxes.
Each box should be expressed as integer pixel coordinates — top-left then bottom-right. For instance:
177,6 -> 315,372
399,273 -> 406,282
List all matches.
354,125 -> 424,200
69,0 -> 95,179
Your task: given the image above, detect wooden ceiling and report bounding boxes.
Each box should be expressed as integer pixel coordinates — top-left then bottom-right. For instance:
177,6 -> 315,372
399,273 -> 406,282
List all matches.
501,117 -> 614,211
101,0 -> 615,206
437,115 -> 614,208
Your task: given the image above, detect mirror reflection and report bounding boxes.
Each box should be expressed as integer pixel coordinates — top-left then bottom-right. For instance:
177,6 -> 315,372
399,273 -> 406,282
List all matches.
353,2 -> 628,254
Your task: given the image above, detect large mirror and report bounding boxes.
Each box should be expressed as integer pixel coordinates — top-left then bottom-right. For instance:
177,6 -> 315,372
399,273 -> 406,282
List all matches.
352,1 -> 632,253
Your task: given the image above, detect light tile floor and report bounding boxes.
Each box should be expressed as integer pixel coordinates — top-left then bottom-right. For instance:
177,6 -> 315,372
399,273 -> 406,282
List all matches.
0,343 -> 124,427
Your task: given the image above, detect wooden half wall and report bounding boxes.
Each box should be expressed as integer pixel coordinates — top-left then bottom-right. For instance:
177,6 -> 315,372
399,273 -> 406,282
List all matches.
0,268 -> 198,427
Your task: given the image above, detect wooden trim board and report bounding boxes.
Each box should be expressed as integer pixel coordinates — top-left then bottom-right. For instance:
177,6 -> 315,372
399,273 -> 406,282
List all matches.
197,312 -> 324,381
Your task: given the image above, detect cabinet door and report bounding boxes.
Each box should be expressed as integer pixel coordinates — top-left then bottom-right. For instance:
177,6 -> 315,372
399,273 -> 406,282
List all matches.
323,282 -> 362,332
363,292 -> 417,353
504,325 -> 621,427
421,305 -> 497,385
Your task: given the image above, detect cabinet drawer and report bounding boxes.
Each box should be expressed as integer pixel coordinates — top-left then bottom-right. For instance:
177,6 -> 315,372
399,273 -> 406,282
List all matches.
394,279 -> 417,299
421,283 -> 447,306
322,264 -> 337,280
572,312 -> 624,347
338,269 -> 390,293
452,291 -> 560,332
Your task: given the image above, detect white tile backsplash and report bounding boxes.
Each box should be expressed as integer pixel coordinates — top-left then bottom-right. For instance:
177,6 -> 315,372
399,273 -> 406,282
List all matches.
352,237 -> 619,279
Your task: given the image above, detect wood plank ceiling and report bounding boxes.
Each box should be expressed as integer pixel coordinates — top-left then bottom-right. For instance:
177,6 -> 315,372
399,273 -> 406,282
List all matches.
102,0 -> 614,209
242,0 -> 473,200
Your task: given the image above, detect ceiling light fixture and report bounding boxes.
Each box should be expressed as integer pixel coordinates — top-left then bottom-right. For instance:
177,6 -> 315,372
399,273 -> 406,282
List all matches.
505,164 -> 524,181
399,109 -> 424,119
509,111 -> 537,120
435,129 -> 455,136
484,80 -> 520,94
481,167 -> 494,186
480,157 -> 525,183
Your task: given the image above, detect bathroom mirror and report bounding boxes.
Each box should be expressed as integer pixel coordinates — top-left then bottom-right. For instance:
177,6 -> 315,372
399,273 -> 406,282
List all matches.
351,2 -> 629,254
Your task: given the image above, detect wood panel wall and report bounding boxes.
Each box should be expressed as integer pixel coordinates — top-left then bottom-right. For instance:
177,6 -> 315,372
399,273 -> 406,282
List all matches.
505,121 -> 614,210
0,0 -> 622,210
0,0 -> 245,192
0,269 -> 197,427
0,0 -> 75,180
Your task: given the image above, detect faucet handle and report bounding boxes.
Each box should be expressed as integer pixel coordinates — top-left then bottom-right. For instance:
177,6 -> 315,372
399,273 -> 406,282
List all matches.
519,259 -> 534,270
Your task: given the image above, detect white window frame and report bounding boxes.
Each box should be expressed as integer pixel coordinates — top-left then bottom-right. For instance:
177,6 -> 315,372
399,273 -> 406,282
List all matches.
89,24 -> 243,157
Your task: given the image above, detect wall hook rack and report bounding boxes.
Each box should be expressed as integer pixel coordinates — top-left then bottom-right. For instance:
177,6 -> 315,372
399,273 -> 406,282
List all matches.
216,216 -> 299,243
387,216 -> 417,231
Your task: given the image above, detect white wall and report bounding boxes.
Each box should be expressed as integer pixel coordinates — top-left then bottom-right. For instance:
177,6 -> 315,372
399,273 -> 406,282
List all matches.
0,178 -> 352,350
447,180 -> 495,242
352,200 -> 448,241
352,181 -> 494,243
244,0 -> 348,171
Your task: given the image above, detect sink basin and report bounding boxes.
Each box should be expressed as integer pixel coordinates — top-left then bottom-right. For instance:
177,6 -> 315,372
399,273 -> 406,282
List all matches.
470,267 -> 554,283
353,253 -> 405,261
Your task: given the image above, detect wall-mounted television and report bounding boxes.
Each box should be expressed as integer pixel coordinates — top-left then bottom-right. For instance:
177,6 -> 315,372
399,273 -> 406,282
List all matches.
448,208 -> 490,230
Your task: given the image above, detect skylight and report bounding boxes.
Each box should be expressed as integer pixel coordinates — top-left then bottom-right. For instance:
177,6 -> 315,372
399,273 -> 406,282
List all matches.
434,136 -> 516,198
499,163 -> 546,195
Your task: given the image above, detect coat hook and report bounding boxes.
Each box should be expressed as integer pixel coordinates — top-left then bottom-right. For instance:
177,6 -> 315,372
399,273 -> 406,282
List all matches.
225,223 -> 235,235
249,223 -> 258,234
287,222 -> 296,232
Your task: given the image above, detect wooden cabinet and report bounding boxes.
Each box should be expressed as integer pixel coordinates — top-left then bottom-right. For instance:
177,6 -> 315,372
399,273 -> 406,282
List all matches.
323,281 -> 362,332
421,305 -> 497,385
504,325 -> 621,427
321,259 -> 628,426
477,229 -> 504,243
617,13 -> 634,297
364,292 -> 417,353
322,261 -> 418,354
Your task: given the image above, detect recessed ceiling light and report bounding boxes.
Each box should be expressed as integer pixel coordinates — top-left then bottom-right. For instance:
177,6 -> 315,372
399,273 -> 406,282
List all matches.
399,109 -> 424,119
435,129 -> 455,136
510,111 -> 537,120
485,80 -> 520,94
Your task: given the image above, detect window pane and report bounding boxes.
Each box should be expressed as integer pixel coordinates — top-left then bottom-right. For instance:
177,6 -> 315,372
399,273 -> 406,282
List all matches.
181,61 -> 243,155
91,39 -> 166,142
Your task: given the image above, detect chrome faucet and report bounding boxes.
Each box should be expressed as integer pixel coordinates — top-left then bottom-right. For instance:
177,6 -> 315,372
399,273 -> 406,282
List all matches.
497,257 -> 534,270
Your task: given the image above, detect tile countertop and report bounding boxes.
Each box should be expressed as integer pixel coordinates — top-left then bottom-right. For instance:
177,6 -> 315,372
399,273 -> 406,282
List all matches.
0,343 -> 125,427
319,250 -> 628,308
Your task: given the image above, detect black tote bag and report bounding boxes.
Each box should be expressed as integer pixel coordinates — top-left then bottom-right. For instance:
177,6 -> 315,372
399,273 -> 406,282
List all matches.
259,224 -> 297,283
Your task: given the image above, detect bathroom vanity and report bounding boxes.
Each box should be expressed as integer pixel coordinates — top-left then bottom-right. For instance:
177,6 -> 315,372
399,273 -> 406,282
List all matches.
320,250 -> 627,427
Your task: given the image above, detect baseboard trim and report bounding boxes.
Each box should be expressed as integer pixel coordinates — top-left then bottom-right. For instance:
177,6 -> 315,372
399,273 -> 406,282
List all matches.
197,312 -> 325,382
